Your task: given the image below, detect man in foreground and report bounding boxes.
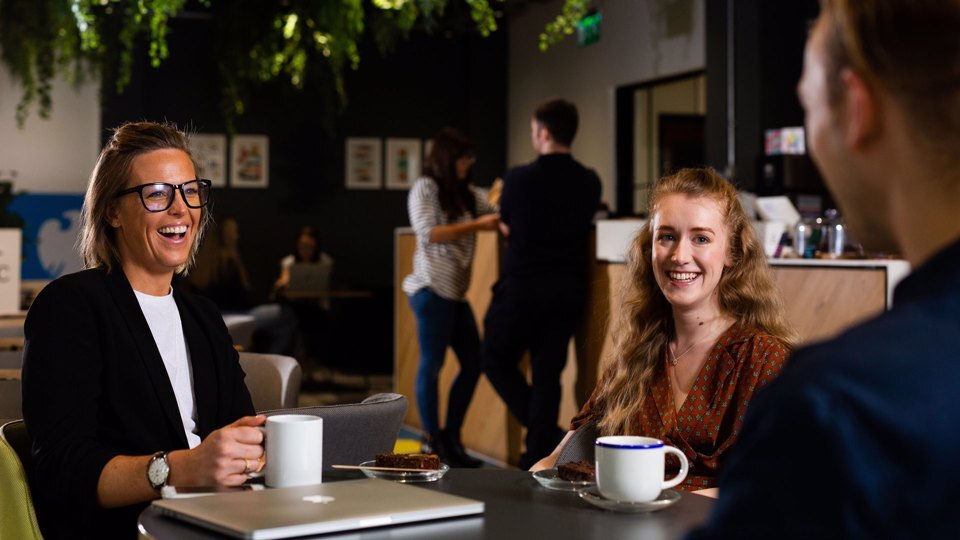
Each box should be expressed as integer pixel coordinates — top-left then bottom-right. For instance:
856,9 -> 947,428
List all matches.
689,0 -> 960,537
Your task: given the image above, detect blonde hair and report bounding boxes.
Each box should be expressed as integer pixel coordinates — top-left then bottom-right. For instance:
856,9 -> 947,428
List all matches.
594,168 -> 796,435
78,121 -> 210,274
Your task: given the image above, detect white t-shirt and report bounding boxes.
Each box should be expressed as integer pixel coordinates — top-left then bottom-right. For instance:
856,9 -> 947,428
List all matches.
134,289 -> 201,449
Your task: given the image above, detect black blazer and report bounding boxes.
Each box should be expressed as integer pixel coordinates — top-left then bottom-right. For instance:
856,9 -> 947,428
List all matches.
21,267 -> 255,539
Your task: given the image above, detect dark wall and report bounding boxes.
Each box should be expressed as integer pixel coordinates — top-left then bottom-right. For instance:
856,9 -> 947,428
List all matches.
706,0 -> 820,191
102,15 -> 507,300
101,14 -> 507,372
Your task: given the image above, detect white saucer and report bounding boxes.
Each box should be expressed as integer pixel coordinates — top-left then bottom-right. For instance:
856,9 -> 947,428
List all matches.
578,487 -> 681,513
532,468 -> 595,492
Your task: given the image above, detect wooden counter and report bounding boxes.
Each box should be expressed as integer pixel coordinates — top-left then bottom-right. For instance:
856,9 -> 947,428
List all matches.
395,226 -> 909,466
394,229 -> 600,466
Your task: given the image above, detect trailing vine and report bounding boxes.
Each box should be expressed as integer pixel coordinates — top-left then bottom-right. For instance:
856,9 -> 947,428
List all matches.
0,0 -> 591,129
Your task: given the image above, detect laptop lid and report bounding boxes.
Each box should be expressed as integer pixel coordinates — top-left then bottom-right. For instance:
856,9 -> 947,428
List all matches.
287,262 -> 331,293
152,478 -> 484,540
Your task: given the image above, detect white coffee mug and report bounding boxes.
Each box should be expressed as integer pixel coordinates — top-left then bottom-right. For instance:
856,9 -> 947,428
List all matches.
253,414 -> 323,488
595,435 -> 689,502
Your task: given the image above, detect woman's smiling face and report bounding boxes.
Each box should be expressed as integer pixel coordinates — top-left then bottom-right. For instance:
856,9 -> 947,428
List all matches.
651,194 -> 733,316
110,148 -> 201,287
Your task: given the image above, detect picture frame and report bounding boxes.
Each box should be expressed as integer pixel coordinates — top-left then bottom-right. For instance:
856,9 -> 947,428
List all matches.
231,135 -> 269,188
345,137 -> 383,190
189,133 -> 227,187
385,138 -> 422,190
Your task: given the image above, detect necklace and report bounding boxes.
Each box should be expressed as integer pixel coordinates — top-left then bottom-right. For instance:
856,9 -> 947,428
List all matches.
668,328 -> 722,367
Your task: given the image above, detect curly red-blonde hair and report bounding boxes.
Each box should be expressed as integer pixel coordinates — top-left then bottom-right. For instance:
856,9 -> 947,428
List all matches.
594,168 -> 796,435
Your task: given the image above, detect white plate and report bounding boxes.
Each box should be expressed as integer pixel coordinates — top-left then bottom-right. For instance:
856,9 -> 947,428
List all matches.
532,468 -> 595,492
357,461 -> 449,483
578,486 -> 681,513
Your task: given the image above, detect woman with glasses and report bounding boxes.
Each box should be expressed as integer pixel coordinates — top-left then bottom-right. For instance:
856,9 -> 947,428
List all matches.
21,122 -> 263,539
403,128 -> 500,468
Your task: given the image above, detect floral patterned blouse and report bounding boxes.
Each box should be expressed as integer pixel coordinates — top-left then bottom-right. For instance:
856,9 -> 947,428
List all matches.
570,324 -> 790,490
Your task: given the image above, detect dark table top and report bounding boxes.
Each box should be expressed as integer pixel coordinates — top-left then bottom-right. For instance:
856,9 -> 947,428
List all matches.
138,469 -> 713,540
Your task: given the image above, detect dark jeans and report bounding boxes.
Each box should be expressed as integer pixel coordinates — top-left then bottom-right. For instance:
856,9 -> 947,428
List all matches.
482,275 -> 586,469
408,288 -> 482,435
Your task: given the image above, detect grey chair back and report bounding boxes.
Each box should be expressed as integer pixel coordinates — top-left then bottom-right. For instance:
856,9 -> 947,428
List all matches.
261,393 -> 407,470
223,314 -> 257,351
238,352 -> 302,411
0,350 -> 23,421
1,420 -> 32,473
0,379 -> 22,422
0,349 -> 21,369
555,419 -> 598,465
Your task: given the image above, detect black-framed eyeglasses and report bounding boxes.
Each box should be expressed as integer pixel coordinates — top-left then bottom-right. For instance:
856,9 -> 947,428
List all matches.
115,179 -> 212,212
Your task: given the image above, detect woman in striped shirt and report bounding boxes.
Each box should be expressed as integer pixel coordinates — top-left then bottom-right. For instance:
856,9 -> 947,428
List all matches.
402,128 -> 499,467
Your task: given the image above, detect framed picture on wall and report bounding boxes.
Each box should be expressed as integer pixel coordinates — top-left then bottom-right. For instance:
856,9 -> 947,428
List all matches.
385,138 -> 421,190
189,133 -> 227,187
231,135 -> 269,188
345,137 -> 382,190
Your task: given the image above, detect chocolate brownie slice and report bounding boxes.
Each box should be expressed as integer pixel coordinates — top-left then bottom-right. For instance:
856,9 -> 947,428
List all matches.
557,460 -> 595,481
374,452 -> 441,470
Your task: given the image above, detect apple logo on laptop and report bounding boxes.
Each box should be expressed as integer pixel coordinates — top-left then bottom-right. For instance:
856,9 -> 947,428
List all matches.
302,495 -> 336,504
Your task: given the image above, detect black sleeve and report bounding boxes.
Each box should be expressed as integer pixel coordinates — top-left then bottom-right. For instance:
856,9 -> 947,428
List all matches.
21,279 -> 117,524
499,169 -> 518,226
207,298 -> 256,420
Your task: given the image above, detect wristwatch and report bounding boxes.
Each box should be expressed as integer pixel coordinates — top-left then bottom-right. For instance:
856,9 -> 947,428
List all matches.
147,451 -> 170,491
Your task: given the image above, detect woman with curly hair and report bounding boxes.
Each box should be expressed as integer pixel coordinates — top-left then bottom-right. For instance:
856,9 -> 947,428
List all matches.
532,167 -> 795,490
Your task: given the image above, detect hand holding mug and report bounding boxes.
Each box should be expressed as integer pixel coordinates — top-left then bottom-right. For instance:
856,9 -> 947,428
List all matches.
169,415 -> 266,487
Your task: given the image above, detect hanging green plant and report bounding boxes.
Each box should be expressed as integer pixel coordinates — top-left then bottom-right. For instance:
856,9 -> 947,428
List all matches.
0,0 -> 591,129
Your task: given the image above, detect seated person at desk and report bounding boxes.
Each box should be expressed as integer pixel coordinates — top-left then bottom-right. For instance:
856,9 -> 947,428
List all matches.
532,168 -> 795,490
21,122 -> 265,539
273,226 -> 335,305
272,226 -> 334,371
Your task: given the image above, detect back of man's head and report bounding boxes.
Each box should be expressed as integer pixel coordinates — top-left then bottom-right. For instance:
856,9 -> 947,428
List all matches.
533,99 -> 579,148
818,0 -> 960,161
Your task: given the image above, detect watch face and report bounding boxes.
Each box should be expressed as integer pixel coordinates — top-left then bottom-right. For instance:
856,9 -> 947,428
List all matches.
148,454 -> 170,487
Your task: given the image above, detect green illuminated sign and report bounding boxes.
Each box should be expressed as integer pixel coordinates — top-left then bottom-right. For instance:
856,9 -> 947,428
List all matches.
577,11 -> 602,47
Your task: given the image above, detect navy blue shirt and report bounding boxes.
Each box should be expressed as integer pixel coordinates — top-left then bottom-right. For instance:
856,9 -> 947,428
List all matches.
688,238 -> 960,539
499,153 -> 601,278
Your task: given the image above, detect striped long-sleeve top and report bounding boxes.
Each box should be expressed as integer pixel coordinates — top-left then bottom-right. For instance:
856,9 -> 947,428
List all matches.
402,176 -> 497,301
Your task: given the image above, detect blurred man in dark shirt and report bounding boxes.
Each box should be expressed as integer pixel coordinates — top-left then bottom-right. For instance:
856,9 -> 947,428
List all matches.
482,98 -> 601,469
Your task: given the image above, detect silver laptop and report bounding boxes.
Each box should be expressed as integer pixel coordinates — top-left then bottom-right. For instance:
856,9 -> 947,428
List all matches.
152,478 -> 484,540
287,262 -> 331,293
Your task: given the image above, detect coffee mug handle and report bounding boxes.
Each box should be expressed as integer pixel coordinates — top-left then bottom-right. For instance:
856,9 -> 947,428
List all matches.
246,426 -> 267,479
661,446 -> 689,489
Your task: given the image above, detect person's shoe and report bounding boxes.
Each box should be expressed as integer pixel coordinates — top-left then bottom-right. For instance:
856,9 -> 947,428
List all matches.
441,429 -> 483,468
